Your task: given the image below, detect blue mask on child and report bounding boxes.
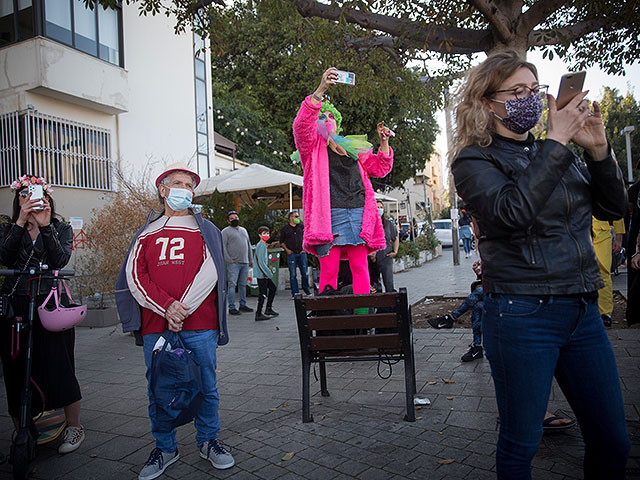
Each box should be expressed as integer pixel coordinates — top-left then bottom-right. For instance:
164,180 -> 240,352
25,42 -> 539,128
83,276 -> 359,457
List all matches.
166,188 -> 193,211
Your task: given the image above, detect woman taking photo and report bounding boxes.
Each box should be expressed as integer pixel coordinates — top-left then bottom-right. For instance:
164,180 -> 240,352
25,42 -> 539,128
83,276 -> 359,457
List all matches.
451,50 -> 630,479
293,67 -> 394,296
0,176 -> 84,454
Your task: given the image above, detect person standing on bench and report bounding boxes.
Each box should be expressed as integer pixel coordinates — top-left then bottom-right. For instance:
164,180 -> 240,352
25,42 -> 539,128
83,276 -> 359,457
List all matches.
292,67 -> 394,301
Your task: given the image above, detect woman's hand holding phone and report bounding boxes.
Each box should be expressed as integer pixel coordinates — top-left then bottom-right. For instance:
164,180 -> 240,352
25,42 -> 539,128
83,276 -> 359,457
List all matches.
31,197 -> 51,227
546,91 -> 591,146
313,68 -> 338,103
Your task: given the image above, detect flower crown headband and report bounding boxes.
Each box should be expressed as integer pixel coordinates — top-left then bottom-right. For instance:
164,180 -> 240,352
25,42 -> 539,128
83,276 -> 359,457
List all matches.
10,175 -> 54,194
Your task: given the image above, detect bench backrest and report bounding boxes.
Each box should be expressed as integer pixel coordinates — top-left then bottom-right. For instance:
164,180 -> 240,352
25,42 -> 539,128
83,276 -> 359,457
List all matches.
294,290 -> 411,358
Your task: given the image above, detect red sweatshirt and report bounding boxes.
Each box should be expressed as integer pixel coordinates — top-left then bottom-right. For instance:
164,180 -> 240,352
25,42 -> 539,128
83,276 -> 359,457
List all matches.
125,215 -> 218,335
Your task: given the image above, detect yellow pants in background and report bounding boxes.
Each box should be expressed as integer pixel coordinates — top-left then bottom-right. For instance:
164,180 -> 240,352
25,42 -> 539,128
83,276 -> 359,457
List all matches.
593,227 -> 613,315
592,218 -> 625,316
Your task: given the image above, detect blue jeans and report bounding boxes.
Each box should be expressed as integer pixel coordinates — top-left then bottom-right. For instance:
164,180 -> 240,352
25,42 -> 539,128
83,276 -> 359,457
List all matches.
143,330 -> 220,452
226,262 -> 249,310
452,286 -> 483,346
483,293 -> 630,479
462,237 -> 472,254
287,252 -> 310,294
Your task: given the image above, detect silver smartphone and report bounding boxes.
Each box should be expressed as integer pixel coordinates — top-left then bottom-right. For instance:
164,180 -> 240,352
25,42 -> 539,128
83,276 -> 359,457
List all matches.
28,184 -> 44,209
556,71 -> 586,109
335,70 -> 356,86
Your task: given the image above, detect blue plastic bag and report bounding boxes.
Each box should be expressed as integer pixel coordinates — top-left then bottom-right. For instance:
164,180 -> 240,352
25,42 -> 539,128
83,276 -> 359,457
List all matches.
149,331 -> 204,432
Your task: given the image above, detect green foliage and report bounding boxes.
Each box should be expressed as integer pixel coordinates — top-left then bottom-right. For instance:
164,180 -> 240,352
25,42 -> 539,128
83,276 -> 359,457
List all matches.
92,0 -> 638,81
210,0 -> 441,189
415,230 -> 440,251
213,96 -> 299,173
396,239 -> 420,260
438,198 -> 464,219
598,87 -> 640,181
198,191 -> 288,244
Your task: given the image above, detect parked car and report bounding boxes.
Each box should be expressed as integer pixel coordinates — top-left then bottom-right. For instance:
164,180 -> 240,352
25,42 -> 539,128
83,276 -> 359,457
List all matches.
433,219 -> 465,247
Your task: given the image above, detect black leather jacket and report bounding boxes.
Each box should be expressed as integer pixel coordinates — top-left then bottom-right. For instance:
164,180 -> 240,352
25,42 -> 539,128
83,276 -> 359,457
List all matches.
0,219 -> 73,296
452,134 -> 627,295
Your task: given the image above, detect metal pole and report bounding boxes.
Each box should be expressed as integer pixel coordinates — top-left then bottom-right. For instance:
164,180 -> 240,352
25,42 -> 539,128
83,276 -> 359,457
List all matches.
289,182 -> 293,212
407,190 -> 413,241
444,90 -> 460,265
623,126 -> 635,183
422,177 -> 428,222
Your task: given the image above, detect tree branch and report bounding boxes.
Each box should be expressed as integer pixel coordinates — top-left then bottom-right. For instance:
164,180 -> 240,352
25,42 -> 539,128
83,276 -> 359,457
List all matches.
187,0 -> 225,9
291,0 -> 493,53
467,0 -> 515,42
528,18 -> 609,47
345,34 -> 483,56
519,0 -> 570,34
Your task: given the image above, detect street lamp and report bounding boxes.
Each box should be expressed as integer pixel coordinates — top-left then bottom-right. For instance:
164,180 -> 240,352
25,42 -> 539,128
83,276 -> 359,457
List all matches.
622,125 -> 635,183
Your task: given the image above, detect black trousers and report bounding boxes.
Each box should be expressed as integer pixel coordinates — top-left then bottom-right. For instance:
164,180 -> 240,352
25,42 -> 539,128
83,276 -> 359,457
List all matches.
257,278 -> 276,313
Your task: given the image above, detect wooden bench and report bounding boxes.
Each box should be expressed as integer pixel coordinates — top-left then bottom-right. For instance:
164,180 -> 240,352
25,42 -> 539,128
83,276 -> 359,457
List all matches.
294,288 -> 416,423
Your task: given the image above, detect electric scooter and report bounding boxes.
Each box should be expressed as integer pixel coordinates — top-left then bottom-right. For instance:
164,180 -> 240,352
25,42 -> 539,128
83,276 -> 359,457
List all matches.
0,265 -> 75,480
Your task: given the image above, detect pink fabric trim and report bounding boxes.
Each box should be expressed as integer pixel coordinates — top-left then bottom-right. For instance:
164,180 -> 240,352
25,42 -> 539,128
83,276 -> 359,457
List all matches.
293,95 -> 393,256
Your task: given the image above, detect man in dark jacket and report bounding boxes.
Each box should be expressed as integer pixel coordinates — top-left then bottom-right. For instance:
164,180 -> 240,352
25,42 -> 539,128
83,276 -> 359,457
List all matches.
280,211 -> 311,297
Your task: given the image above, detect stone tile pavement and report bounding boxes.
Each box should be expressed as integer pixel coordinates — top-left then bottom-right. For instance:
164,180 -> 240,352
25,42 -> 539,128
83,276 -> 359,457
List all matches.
0,249 -> 638,479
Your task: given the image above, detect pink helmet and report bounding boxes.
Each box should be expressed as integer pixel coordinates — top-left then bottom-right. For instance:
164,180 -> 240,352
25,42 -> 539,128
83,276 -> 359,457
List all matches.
38,272 -> 86,332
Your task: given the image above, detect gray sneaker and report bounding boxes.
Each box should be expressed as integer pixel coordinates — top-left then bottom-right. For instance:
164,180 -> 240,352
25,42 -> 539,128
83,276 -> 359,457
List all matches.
139,448 -> 179,480
199,439 -> 235,469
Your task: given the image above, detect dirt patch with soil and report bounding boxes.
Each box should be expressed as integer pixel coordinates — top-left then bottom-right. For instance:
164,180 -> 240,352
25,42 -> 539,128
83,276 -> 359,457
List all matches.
412,291 -> 636,329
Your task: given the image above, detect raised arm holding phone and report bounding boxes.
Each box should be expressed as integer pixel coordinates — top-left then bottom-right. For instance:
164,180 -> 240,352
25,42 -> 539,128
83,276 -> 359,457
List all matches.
450,50 -> 629,479
293,67 -> 394,298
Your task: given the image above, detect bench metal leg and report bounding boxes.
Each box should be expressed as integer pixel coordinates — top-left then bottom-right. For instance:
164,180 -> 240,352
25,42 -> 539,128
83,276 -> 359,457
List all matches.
403,353 -> 416,422
319,361 -> 330,397
302,357 -> 314,423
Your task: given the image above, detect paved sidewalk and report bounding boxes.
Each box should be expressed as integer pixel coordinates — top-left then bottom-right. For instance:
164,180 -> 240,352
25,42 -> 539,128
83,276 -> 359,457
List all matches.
0,252 -> 638,479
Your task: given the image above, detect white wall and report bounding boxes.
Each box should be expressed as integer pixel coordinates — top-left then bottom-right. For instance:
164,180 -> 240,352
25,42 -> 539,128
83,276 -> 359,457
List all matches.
117,5 -> 205,181
0,37 -> 129,114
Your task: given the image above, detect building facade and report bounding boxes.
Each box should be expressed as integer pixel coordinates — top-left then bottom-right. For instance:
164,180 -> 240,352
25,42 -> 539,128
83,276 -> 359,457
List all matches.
384,150 -> 446,225
0,0 -> 216,222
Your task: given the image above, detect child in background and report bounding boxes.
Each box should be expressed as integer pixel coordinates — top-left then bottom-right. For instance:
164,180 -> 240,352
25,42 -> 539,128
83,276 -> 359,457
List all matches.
253,226 -> 279,321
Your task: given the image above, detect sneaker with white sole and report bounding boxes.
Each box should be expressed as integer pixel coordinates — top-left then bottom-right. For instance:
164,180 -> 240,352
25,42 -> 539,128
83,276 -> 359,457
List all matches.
199,439 -> 235,470
428,314 -> 454,329
461,344 -> 483,362
138,448 -> 179,480
58,425 -> 85,454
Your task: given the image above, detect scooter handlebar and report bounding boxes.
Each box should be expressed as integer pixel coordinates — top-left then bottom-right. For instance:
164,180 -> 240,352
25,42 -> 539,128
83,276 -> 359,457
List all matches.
0,268 -> 75,277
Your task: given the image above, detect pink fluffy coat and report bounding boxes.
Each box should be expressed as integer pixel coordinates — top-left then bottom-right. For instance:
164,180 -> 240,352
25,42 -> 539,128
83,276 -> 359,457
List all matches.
293,95 -> 393,256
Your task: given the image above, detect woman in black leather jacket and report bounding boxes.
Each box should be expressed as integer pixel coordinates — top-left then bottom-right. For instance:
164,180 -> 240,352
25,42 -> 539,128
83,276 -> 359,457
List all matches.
451,50 -> 629,479
0,176 -> 84,454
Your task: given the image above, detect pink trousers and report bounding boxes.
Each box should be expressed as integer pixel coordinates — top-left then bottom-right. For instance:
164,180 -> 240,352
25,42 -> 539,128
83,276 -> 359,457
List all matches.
318,244 -> 369,295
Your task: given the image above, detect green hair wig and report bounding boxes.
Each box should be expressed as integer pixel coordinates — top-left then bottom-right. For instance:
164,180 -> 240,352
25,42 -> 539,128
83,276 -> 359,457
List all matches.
319,102 -> 343,134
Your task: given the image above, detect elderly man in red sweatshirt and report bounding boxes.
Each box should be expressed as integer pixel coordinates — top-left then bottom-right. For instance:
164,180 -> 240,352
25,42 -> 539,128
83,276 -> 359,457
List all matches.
117,162 -> 234,480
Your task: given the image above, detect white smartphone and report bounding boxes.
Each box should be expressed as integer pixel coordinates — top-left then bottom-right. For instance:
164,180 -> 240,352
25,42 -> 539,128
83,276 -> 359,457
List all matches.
556,71 -> 586,109
335,70 -> 356,86
28,184 -> 44,209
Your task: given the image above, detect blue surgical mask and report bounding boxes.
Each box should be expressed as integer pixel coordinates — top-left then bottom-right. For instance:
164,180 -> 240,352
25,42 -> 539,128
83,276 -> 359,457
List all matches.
378,208 -> 384,217
165,187 -> 192,211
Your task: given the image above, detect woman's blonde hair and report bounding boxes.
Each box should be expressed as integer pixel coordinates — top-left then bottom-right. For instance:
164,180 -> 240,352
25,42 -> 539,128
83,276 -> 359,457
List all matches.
449,49 -> 538,164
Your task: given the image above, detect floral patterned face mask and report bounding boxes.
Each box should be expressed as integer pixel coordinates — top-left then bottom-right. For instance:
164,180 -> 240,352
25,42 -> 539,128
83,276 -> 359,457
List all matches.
492,94 -> 543,135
